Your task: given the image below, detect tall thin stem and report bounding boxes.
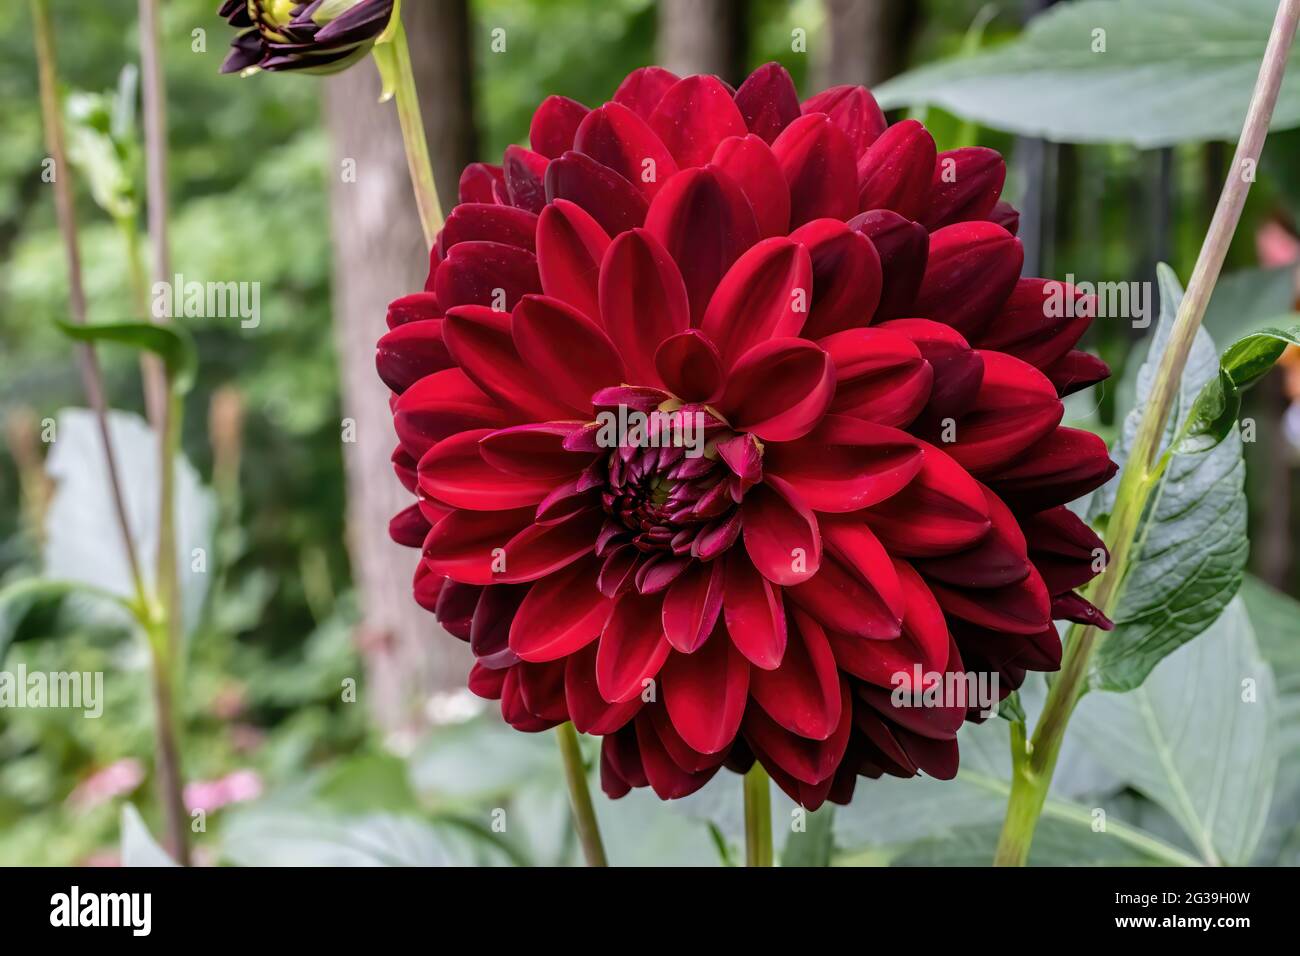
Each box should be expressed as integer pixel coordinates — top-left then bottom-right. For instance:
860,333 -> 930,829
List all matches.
994,0 -> 1300,867
387,14 -> 444,247
743,762 -> 773,867
555,722 -> 609,867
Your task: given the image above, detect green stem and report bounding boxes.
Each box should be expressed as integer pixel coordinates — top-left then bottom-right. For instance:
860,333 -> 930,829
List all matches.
386,13 -> 443,247
555,722 -> 608,867
994,0 -> 1300,867
744,762 -> 773,867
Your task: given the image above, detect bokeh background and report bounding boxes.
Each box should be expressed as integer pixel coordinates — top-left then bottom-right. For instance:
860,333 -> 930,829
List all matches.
2,0 -> 1299,866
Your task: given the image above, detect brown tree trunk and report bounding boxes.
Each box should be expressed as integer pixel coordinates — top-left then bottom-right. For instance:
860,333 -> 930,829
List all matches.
814,0 -> 919,90
323,1 -> 476,737
657,0 -> 749,85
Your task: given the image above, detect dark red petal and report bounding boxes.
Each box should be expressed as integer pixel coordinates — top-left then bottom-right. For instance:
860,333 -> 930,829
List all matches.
880,318 -> 984,431
442,305 -> 574,420
1023,506 -> 1107,594
710,134 -> 791,239
914,221 -> 1023,340
719,338 -> 833,442
648,74 -> 748,168
929,564 -> 1053,635
765,414 -> 922,513
661,552 -> 725,653
801,85 -> 887,156
392,367 -> 508,461
510,555 -> 611,661
389,503 -> 429,548
862,441 -> 990,557
741,475 -> 822,585
822,327 -> 932,428
990,199 -> 1020,235
1053,591 -> 1114,629
387,291 -> 440,329
441,202 -> 538,253
922,147 -> 1006,230
977,278 -> 1093,371
989,427 -> 1118,512
535,199 -> 611,323
722,549 -> 787,669
1043,350 -> 1111,397
643,166 -> 760,325
511,294 -> 624,413
788,520 -> 904,639
851,209 -> 929,321
478,421 -> 593,480
662,625 -> 750,753
600,725 -> 647,796
468,660 -> 507,699
565,643 -> 642,735
613,65 -> 680,119
701,238 -> 813,367
376,318 -> 452,394
916,485 -> 1030,589
422,507 -> 533,584
599,228 -> 690,386
751,610 -> 843,740
655,329 -> 724,404
856,120 -> 935,220
828,558 -> 949,686
433,240 -> 540,312
745,680 -> 852,785
495,506 -> 604,584
418,428 -> 555,511
502,145 -> 549,214
514,660 -> 570,723
597,589 -> 672,703
733,62 -> 801,144
544,151 -> 648,237
771,113 -> 858,227
636,713 -> 722,798
943,351 -> 1063,475
458,163 -> 505,205
574,101 -> 678,202
790,218 -> 882,339
529,95 -> 589,159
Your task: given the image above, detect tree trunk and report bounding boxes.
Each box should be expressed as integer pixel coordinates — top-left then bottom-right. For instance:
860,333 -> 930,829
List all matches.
657,0 -> 749,84
814,0 -> 919,90
323,1 -> 476,738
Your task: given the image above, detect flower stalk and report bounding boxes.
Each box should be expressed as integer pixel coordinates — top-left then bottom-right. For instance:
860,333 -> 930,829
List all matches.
744,762 -> 773,867
555,722 -> 609,867
993,0 -> 1300,867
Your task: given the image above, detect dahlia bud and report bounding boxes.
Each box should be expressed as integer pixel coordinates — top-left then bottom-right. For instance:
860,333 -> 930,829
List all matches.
218,0 -> 394,75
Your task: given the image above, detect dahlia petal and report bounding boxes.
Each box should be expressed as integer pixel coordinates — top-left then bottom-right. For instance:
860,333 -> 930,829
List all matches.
511,294 -> 624,413
990,199 -> 1021,235
851,209 -> 929,321
423,507 -> 533,584
529,94 -> 589,159
418,428 -> 555,510
496,506 -> 605,584
502,145 -> 549,214
1043,349 -> 1111,397
661,558 -> 725,653
479,421 -> 593,480
565,643 -> 642,735
655,329 -> 724,403
433,240 -> 541,312
376,318 -> 452,394
821,327 -> 932,428
790,218 -> 883,338
715,433 -> 763,484
879,318 -> 984,431
1023,506 -> 1107,594
722,549 -> 787,669
751,611 -> 843,740
733,62 -> 801,144
988,427 -> 1118,512
853,707 -> 919,776
745,680 -> 852,785
787,520 -> 904,639
922,147 -> 1006,230
387,291 -> 440,329
597,544 -> 639,599
392,367 -> 508,461
719,338 -> 834,442
642,166 -> 760,325
441,202 -> 538,253
701,239 -> 813,367
392,446 -> 418,493
977,278 -> 1093,371
710,134 -> 791,239
801,85 -> 887,156
765,414 -> 922,513
741,475 -> 821,586
858,643 -> 967,739
862,441 -> 990,557
612,65 -> 680,119
442,305 -> 575,420
599,228 -> 690,385
916,485 -> 1030,589
458,163 -> 505,205
601,725 -> 648,795
662,625 -> 750,753
943,351 -> 1062,475
433,578 -> 479,639
574,101 -> 678,203
470,585 -> 526,669
635,554 -> 691,594
467,661 -> 507,699
544,150 -> 649,237
515,659 -> 570,723
855,119 -> 936,220
648,74 -> 748,168
389,503 -> 430,548
929,564 -> 1052,636
535,199 -> 611,323
509,555 -> 611,661
771,113 -> 858,227
1053,591 -> 1114,629
635,713 -> 722,798
914,221 -> 1023,340
597,589 -> 672,703
692,511 -> 743,561
500,665 -> 559,731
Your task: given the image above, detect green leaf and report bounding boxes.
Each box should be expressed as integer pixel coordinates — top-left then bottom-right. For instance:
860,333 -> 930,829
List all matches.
874,0 -> 1300,147
0,577 -> 136,663
1072,597 -> 1278,865
1178,325 -> 1300,453
55,320 -> 197,394
780,805 -> 836,867
1089,265 -> 1248,691
120,804 -> 178,867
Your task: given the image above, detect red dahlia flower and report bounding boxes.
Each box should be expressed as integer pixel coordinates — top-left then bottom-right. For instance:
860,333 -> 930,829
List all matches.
376,63 -> 1117,808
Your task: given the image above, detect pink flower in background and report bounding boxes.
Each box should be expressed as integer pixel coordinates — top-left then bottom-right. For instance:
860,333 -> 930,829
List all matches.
183,769 -> 263,813
66,758 -> 145,812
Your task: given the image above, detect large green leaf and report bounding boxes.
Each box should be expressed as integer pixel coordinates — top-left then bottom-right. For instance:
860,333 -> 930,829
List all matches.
1089,265 -> 1248,691
56,320 -> 197,394
1072,597 -> 1278,866
0,577 -> 136,663
874,0 -> 1300,147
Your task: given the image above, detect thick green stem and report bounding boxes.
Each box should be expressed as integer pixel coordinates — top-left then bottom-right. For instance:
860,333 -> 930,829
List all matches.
555,722 -> 608,867
994,0 -> 1300,867
387,15 -> 443,247
744,762 -> 773,867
